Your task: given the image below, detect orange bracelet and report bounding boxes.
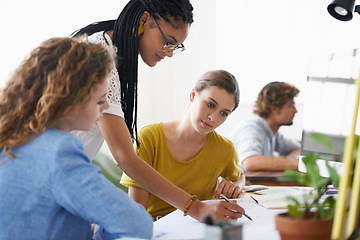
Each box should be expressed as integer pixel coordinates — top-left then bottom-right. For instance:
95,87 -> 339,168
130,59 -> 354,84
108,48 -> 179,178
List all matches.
183,195 -> 197,216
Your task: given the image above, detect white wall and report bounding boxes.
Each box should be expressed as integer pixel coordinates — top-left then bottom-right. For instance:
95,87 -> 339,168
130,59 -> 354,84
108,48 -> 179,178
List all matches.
137,0 -> 217,127
139,0 -> 360,143
2,0 -> 360,150
213,0 -> 360,141
0,0 -> 127,87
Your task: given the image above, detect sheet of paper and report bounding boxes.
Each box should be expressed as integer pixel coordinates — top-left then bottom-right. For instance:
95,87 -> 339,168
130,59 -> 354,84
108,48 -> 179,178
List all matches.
152,196 -> 285,240
153,210 -> 204,240
249,186 -> 314,209
235,196 -> 278,224
235,196 -> 285,239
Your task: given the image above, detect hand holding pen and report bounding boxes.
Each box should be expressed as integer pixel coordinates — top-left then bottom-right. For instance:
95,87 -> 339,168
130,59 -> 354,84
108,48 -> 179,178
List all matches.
220,194 -> 253,221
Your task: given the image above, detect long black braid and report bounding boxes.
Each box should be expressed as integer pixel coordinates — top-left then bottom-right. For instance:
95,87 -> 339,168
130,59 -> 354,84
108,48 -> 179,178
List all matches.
71,0 -> 194,142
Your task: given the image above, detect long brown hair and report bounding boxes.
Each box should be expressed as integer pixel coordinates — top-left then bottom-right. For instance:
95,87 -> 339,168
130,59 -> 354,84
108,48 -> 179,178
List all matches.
0,37 -> 115,158
194,69 -> 240,112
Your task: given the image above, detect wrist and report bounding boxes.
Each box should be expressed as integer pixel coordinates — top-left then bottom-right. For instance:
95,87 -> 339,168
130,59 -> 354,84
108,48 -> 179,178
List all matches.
183,195 -> 197,216
185,199 -> 204,222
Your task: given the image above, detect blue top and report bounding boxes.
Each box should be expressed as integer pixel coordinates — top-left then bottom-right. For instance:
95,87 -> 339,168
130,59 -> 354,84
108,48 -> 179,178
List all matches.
0,127 -> 153,240
230,115 -> 300,170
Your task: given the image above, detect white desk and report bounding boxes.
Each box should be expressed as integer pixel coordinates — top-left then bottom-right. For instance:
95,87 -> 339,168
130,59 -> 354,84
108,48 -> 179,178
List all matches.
152,192 -> 290,240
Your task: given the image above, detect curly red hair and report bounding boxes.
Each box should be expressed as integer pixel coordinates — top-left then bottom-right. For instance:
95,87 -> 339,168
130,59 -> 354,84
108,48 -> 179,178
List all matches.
0,37 -> 115,158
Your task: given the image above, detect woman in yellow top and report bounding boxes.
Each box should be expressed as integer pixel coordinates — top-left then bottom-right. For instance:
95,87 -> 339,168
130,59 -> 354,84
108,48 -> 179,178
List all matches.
121,69 -> 246,219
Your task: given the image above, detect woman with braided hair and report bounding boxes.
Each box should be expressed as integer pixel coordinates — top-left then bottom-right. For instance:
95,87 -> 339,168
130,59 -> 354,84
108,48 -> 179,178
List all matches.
72,0 -> 244,222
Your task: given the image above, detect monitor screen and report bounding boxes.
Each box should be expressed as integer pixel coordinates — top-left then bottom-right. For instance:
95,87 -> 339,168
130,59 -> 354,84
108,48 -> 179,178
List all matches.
300,131 -> 346,160
298,49 -> 360,178
298,77 -> 356,178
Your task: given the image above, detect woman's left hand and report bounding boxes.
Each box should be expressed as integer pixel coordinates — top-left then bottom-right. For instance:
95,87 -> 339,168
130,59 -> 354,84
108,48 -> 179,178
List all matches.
214,179 -> 242,199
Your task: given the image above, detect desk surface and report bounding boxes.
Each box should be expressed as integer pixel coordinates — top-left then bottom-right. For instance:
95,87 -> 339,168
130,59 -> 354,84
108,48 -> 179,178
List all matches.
245,171 -> 302,186
152,191 -> 291,240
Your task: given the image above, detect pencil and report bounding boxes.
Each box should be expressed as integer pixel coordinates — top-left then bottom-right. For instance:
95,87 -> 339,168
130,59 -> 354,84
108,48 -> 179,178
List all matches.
219,194 -> 253,221
250,195 -> 259,204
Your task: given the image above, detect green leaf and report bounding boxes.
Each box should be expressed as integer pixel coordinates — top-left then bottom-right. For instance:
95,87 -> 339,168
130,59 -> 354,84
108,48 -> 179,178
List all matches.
278,169 -> 306,184
286,195 -> 302,205
302,153 -> 323,187
309,133 -> 335,154
326,160 -> 340,188
314,178 -> 331,190
277,132 -> 343,220
318,196 -> 336,220
287,202 -> 304,218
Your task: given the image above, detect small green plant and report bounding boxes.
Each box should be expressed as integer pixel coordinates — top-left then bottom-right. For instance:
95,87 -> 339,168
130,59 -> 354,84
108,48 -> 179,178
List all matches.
278,133 -> 340,220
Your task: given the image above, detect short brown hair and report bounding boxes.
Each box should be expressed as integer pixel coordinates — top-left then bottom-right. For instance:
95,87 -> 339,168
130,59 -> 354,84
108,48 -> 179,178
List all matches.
254,81 -> 299,118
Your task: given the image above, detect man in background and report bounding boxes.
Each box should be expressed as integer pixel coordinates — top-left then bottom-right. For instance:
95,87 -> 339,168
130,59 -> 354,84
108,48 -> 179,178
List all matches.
230,81 -> 300,172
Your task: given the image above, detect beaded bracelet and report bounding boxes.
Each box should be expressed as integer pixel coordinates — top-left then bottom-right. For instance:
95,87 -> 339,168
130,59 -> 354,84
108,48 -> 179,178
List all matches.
183,195 -> 197,216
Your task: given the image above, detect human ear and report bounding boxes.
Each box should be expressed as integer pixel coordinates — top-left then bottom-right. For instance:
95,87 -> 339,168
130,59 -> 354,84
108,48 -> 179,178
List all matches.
139,11 -> 151,26
271,105 -> 281,115
137,11 -> 151,36
270,105 -> 277,114
189,90 -> 196,102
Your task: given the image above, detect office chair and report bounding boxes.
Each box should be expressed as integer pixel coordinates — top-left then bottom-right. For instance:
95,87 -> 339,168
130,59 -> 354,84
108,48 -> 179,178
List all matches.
92,152 -> 128,193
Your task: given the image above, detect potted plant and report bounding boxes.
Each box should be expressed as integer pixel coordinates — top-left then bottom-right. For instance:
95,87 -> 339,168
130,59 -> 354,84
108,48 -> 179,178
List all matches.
275,133 -> 341,240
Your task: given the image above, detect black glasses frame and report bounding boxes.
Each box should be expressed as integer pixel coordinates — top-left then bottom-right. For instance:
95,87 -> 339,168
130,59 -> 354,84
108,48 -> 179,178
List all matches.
150,15 -> 185,53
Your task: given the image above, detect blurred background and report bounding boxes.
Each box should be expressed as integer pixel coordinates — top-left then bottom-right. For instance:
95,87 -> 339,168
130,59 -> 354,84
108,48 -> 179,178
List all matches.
1,0 -> 360,155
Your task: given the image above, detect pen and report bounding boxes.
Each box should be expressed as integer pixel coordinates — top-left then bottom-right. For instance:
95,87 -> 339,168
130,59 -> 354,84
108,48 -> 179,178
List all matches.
219,194 -> 253,221
250,195 -> 259,204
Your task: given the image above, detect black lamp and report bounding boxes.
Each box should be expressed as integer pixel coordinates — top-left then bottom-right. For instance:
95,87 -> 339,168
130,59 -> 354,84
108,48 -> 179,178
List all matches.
327,0 -> 360,21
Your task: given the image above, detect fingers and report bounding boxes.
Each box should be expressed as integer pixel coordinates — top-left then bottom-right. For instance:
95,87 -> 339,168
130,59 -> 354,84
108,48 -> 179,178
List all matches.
215,180 -> 241,199
218,201 -> 244,221
214,179 -> 226,199
229,187 -> 242,198
223,183 -> 241,199
203,201 -> 245,222
228,200 -> 244,216
213,186 -> 222,199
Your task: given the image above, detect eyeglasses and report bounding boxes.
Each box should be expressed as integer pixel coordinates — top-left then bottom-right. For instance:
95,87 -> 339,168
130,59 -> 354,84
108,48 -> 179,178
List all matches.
150,15 -> 185,54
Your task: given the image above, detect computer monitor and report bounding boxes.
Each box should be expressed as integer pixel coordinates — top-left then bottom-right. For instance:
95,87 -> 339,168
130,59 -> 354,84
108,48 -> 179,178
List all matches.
300,131 -> 346,160
298,156 -> 344,178
297,76 -> 356,178
298,131 -> 345,178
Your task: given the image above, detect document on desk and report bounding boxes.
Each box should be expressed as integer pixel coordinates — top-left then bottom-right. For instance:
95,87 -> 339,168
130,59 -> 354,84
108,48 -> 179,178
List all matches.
153,209 -> 204,240
152,195 -> 284,240
251,186 -> 314,209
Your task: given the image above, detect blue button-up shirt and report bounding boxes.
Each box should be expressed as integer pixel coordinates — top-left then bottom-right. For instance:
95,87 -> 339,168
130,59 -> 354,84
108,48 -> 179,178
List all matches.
230,115 -> 300,169
0,128 -> 153,240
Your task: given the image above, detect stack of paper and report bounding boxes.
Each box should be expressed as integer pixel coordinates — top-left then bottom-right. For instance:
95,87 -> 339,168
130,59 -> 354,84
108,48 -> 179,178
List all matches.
248,186 -> 314,209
